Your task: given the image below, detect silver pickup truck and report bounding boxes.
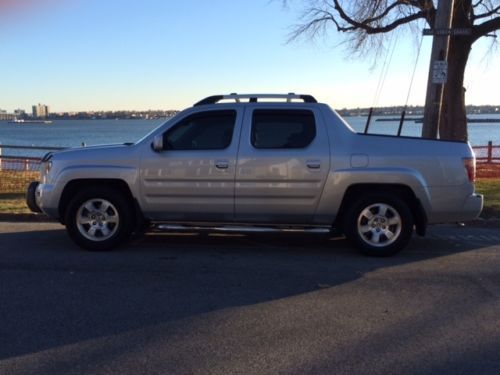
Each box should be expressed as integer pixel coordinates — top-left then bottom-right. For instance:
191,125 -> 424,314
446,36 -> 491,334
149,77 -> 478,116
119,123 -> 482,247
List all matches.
27,93 -> 483,256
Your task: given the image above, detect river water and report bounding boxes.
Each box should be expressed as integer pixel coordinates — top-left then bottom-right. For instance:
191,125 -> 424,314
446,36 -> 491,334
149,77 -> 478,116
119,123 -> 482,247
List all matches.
0,114 -> 499,158
345,114 -> 500,145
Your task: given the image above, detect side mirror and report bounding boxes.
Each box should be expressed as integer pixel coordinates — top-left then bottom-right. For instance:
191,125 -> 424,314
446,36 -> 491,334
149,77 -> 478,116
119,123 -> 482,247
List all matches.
152,134 -> 164,152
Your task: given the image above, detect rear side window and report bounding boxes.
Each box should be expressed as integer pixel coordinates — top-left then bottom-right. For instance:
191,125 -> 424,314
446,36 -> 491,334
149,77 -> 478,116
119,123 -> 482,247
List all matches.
251,110 -> 316,149
164,110 -> 236,150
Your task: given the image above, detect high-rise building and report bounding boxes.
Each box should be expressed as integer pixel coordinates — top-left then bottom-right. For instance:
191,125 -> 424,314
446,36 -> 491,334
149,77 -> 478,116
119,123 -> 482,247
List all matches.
32,103 -> 50,118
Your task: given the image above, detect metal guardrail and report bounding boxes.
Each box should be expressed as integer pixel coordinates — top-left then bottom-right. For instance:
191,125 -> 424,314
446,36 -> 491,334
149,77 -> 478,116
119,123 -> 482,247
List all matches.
0,145 -> 66,151
0,144 -> 65,172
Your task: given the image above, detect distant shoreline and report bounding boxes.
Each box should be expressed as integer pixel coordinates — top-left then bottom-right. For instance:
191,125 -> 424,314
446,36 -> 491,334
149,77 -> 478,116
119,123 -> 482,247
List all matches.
337,105 -> 499,117
375,117 -> 500,124
2,104 -> 499,122
1,109 -> 499,122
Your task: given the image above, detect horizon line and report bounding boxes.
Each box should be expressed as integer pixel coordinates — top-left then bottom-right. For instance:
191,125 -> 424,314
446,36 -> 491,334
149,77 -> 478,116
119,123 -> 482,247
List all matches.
3,103 -> 500,114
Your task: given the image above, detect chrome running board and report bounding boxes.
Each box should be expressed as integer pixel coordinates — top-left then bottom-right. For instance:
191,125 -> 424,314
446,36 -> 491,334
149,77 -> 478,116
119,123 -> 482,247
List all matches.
153,223 -> 331,235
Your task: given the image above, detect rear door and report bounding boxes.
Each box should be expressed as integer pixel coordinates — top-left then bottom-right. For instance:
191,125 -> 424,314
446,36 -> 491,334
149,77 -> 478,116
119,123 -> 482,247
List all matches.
235,107 -> 330,223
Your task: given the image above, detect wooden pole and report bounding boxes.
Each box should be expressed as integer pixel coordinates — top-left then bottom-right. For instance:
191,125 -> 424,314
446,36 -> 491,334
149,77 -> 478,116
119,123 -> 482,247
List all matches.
421,0 -> 455,139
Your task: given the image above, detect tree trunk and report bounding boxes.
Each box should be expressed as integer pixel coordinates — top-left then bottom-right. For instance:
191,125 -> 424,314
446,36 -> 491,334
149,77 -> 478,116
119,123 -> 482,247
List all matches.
439,0 -> 473,142
439,37 -> 471,141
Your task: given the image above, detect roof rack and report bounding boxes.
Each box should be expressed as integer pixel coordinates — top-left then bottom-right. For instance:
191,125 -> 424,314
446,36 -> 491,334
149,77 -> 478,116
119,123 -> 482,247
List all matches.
194,93 -> 318,106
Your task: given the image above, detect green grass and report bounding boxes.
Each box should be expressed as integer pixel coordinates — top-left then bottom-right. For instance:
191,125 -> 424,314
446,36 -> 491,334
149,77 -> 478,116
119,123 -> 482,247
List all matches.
475,178 -> 500,218
0,170 -> 38,214
0,193 -> 31,214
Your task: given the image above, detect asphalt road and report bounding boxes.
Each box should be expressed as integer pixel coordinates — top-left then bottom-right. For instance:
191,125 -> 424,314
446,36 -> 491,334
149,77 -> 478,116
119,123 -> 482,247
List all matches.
0,222 -> 499,375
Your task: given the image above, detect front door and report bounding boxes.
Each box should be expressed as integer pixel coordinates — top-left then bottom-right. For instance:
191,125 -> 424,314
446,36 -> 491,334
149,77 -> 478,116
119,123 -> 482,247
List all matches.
139,109 -> 241,221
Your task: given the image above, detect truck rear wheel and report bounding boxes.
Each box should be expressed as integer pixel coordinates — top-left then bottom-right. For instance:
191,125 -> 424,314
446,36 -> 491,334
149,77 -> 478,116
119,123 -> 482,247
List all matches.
343,193 -> 414,257
65,187 -> 133,251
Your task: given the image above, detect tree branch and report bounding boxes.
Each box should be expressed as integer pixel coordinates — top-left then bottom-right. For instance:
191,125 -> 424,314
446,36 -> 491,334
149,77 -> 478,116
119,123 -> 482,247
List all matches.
332,0 -> 427,34
354,1 -> 408,24
287,7 -> 358,42
473,4 -> 500,20
472,15 -> 500,42
416,0 -> 436,26
415,0 -> 436,13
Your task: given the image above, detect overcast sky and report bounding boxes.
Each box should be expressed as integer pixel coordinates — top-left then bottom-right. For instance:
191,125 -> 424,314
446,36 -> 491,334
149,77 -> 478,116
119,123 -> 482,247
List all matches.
1,0 -> 499,112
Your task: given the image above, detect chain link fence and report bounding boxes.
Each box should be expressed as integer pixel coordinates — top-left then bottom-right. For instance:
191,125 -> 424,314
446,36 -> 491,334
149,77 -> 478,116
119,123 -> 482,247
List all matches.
0,160 -> 40,194
0,145 -> 63,195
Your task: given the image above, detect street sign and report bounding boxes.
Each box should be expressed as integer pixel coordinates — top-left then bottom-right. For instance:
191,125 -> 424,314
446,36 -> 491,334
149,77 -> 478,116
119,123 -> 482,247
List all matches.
423,28 -> 472,36
432,60 -> 448,84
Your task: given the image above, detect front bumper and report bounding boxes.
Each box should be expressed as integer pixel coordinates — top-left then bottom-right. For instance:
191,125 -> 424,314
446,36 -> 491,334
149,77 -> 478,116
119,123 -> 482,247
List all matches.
26,181 -> 42,213
26,181 -> 59,219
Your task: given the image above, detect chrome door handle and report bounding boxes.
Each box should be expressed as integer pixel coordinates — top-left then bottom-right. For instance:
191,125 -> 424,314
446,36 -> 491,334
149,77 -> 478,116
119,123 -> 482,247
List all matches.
306,160 -> 321,169
215,160 -> 229,169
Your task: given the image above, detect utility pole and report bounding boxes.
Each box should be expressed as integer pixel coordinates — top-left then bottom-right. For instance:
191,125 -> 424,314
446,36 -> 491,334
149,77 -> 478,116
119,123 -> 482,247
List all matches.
421,0 -> 455,139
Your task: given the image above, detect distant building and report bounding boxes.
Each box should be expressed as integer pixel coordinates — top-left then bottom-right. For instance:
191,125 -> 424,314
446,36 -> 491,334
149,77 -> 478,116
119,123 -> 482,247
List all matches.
32,103 -> 50,118
0,109 -> 15,121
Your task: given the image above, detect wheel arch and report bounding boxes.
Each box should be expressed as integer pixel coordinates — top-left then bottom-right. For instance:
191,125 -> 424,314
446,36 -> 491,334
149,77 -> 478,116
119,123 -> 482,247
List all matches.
58,179 -> 139,225
334,183 -> 427,236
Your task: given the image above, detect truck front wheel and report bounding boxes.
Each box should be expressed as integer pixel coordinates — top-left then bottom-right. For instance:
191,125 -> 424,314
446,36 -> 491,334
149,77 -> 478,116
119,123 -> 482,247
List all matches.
65,187 -> 133,251
343,193 -> 414,257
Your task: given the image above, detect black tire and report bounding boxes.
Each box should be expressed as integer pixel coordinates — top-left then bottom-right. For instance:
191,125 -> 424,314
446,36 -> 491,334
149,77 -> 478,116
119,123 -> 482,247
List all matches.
65,186 -> 133,251
343,193 -> 414,257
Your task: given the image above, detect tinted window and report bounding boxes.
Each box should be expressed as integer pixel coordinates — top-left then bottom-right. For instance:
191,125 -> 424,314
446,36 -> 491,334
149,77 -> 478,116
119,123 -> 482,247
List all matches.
251,110 -> 316,149
164,110 -> 236,150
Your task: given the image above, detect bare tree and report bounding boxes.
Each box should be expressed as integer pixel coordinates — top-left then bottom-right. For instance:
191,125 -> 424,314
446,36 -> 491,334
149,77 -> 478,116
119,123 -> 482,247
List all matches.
285,0 -> 500,141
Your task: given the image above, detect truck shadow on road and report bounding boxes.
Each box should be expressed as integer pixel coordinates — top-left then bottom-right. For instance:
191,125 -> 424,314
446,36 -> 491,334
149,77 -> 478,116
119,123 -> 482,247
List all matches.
0,225 -> 498,367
